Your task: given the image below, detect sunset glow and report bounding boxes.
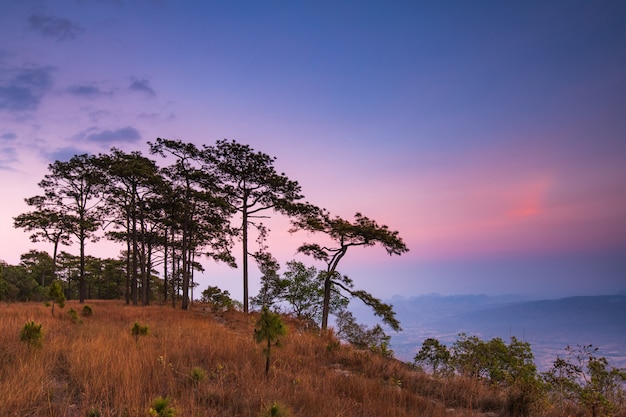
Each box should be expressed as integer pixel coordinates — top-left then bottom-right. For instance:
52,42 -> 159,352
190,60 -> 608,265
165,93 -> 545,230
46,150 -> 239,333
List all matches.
1,1 -> 625,300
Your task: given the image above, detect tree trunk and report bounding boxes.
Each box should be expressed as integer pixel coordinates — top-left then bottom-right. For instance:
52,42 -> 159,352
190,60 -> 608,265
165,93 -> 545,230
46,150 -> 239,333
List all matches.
242,202 -> 249,313
321,272 -> 332,330
265,338 -> 271,375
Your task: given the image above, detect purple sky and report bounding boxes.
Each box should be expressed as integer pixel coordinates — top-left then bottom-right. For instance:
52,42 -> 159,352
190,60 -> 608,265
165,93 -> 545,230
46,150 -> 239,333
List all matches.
1,1 -> 625,300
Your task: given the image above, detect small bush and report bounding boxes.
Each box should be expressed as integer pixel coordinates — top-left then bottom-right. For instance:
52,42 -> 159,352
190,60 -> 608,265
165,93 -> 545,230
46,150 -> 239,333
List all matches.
67,308 -> 80,323
131,322 -> 149,343
149,396 -> 176,417
261,401 -> 293,417
87,408 -> 101,417
82,305 -> 93,317
190,366 -> 206,384
20,320 -> 43,348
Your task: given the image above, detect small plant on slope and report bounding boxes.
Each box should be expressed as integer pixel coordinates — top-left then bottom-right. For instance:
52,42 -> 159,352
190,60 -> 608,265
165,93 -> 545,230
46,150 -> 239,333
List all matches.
20,320 -> 43,348
131,322 -> 149,343
254,307 -> 286,375
261,401 -> 293,417
149,396 -> 176,417
48,280 -> 65,316
82,304 -> 93,317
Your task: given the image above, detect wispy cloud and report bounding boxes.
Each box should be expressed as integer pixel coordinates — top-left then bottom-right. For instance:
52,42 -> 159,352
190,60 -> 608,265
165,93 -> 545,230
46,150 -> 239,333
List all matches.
66,84 -> 111,98
0,146 -> 18,171
29,14 -> 84,41
129,77 -> 156,97
0,65 -> 54,112
1,132 -> 17,140
85,126 -> 141,144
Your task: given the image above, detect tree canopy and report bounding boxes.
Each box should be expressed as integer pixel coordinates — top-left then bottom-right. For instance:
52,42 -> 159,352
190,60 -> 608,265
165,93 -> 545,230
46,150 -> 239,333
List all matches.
291,209 -> 408,330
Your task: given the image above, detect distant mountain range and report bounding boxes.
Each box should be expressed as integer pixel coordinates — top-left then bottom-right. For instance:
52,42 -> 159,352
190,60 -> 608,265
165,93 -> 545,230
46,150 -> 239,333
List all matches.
354,294 -> 626,371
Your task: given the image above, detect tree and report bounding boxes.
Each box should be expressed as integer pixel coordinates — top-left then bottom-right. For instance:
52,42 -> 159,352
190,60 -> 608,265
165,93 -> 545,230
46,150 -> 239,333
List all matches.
14,195 -> 74,283
251,252 -> 283,309
254,306 -> 287,375
19,250 -> 55,287
150,138 -> 235,310
450,333 -> 541,417
543,344 -> 626,417
48,280 -> 66,316
34,154 -> 106,303
100,148 -> 163,305
414,338 -> 453,375
0,261 -> 20,303
0,263 -> 40,301
200,285 -> 234,311
335,308 -> 394,357
205,139 -> 304,313
291,209 -> 408,330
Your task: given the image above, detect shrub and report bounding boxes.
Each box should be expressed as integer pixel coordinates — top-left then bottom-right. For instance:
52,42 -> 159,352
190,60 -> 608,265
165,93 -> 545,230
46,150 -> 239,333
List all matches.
149,396 -> 176,417
261,401 -> 293,417
20,320 -> 43,348
82,305 -> 93,317
190,366 -> 206,385
201,285 -> 234,311
131,322 -> 149,343
67,308 -> 80,323
87,408 -> 101,417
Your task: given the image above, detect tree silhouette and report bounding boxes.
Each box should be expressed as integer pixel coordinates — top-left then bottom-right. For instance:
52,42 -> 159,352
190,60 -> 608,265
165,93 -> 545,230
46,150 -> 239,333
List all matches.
34,154 -> 106,303
291,209 -> 408,330
204,139 -> 304,313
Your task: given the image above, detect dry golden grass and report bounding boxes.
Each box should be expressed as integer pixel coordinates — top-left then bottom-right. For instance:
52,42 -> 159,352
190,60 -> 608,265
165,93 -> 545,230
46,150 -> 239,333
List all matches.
0,300 -> 608,417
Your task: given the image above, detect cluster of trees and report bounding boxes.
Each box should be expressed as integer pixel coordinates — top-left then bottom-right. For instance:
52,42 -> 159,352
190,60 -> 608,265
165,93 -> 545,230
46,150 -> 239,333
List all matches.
8,138 -> 408,333
0,250 -> 130,303
414,335 -> 626,417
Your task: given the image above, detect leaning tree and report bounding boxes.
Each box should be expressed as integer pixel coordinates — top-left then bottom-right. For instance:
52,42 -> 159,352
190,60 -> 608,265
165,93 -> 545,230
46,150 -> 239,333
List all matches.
290,209 -> 408,331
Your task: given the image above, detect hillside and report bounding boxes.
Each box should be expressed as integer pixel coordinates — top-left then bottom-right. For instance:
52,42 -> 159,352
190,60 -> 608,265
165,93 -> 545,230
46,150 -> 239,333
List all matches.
0,300 -> 506,417
387,294 -> 626,370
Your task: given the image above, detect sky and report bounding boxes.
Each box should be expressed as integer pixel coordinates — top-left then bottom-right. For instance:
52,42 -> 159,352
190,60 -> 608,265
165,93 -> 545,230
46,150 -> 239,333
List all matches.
1,0 -> 625,301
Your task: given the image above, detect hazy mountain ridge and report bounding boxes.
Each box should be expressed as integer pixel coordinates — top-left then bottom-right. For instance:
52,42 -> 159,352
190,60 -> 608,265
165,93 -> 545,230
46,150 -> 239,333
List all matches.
382,294 -> 626,371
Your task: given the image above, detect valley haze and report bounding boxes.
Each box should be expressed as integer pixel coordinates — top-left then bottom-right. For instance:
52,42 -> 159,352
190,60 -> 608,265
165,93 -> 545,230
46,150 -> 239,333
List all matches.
354,293 -> 626,371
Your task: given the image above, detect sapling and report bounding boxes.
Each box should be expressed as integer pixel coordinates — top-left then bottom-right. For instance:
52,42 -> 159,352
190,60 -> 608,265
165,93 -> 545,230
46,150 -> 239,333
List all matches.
48,280 -> 65,316
20,321 -> 43,348
131,322 -> 149,343
254,307 -> 286,375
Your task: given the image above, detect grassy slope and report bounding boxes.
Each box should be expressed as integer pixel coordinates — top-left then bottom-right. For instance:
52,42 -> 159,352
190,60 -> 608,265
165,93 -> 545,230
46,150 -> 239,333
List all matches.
0,300 -> 599,417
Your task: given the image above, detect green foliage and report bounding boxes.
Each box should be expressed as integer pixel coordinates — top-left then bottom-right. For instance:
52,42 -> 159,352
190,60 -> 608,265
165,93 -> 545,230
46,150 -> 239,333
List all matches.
48,280 -> 66,316
261,401 -> 293,417
1,263 -> 38,302
86,408 -> 101,417
67,308 -> 81,323
543,344 -> 626,417
447,333 -> 543,416
335,309 -> 394,357
254,307 -> 287,375
291,209 -> 407,330
200,285 -> 233,311
414,338 -> 453,375
131,322 -> 149,343
82,304 -> 93,317
20,320 -> 43,348
149,396 -> 176,417
205,138 -> 304,313
0,272 -> 19,303
190,366 -> 206,384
